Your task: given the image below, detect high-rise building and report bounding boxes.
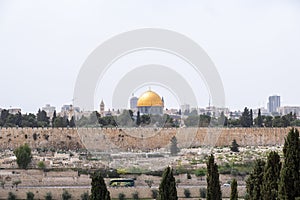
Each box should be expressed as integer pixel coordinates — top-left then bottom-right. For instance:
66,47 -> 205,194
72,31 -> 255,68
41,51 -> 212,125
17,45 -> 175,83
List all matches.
268,95 -> 281,113
278,106 -> 300,117
181,104 -> 190,115
42,104 -> 56,118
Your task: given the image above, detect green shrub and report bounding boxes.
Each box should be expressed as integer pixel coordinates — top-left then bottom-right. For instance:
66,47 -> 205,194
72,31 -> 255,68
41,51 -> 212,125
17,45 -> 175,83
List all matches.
187,173 -> 192,179
14,143 -> 32,169
194,168 -> 206,177
118,193 -> 125,200
200,188 -> 207,198
81,192 -> 89,200
62,190 -> 72,200
8,192 -> 16,200
37,161 -> 46,170
184,189 -> 191,198
132,191 -> 139,200
26,192 -> 34,200
151,189 -> 158,199
45,192 -> 52,200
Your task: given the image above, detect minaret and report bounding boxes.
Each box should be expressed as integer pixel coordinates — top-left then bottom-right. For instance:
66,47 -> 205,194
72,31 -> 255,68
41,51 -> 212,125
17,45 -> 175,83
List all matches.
100,100 -> 105,115
161,96 -> 165,107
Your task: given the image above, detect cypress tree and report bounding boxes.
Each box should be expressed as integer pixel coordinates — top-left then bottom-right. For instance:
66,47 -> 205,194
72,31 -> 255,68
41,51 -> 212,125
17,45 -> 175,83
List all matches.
261,151 -> 281,200
230,179 -> 238,200
136,111 -> 141,126
69,116 -> 75,127
90,171 -> 111,200
278,128 -> 300,200
51,110 -> 56,127
206,154 -> 222,200
250,109 -> 253,127
158,166 -> 178,200
246,159 -> 265,200
257,109 -> 263,127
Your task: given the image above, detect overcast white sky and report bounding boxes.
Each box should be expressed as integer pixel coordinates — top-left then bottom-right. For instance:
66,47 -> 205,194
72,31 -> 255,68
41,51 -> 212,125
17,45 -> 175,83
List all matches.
0,0 -> 300,113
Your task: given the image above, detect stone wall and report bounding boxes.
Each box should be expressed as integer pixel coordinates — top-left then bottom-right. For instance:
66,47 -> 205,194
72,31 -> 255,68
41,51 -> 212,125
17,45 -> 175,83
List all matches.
0,127 -> 292,151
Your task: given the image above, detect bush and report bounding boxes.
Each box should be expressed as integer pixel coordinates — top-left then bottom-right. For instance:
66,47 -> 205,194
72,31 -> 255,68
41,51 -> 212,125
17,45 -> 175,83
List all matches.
62,190 -> 72,200
14,143 -> 32,169
184,189 -> 191,198
37,161 -> 46,170
45,192 -> 52,200
194,168 -> 206,177
151,189 -> 158,199
145,179 -> 153,188
26,192 -> 34,200
187,172 -> 192,179
230,139 -> 239,152
8,192 -> 16,200
132,191 -> 139,200
81,192 -> 89,200
200,188 -> 207,198
118,193 -> 125,200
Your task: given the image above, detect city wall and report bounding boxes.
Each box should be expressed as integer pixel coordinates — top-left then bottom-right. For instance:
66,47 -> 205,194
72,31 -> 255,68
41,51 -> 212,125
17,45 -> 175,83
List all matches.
0,127 -> 292,151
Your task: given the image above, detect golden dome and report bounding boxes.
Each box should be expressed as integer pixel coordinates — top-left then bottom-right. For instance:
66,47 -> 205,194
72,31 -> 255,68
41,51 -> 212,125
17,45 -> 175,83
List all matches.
137,90 -> 164,107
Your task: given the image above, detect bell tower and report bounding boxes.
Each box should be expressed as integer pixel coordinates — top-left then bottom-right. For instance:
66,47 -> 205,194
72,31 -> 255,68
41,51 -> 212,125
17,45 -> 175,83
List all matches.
100,100 -> 105,115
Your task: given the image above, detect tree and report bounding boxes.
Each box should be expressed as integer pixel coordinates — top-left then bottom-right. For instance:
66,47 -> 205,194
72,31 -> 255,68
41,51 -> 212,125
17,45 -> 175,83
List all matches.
116,110 -> 134,127
26,192 -> 34,200
14,143 -> 32,169
132,191 -> 139,200
230,139 -> 239,152
81,192 -> 89,200
22,113 -> 37,127
261,151 -> 281,200
158,166 -> 178,200
151,189 -> 158,199
62,190 -> 71,200
170,136 -> 180,156
69,116 -> 75,127
8,192 -> 16,200
184,189 -> 191,198
45,192 -> 52,200
278,128 -> 300,200
136,111 -> 141,126
256,109 -> 263,127
53,116 -> 68,127
51,110 -> 56,127
90,171 -> 111,200
246,159 -> 265,200
37,109 -> 50,127
240,107 -> 252,127
218,111 -> 227,126
263,116 -> 273,127
230,179 -> 238,200
118,193 -> 125,200
206,154 -> 222,200
250,109 -> 253,127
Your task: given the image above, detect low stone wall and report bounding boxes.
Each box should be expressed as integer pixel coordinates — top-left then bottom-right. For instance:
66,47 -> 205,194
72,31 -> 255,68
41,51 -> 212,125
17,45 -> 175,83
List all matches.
0,127 -> 292,151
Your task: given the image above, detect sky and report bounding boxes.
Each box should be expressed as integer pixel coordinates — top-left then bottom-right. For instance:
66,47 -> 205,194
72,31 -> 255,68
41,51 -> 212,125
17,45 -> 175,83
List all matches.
0,0 -> 300,113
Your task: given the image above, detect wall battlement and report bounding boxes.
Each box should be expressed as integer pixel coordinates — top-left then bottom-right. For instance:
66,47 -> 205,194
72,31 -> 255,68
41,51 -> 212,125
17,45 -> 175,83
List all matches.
0,127 -> 292,150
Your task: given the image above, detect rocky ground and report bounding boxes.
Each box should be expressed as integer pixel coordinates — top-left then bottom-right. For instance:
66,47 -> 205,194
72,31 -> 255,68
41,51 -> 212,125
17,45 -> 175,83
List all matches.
0,145 -> 283,199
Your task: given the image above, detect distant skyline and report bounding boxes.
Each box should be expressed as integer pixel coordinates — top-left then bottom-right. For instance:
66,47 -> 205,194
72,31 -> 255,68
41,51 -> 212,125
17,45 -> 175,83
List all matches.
1,1 -> 300,113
